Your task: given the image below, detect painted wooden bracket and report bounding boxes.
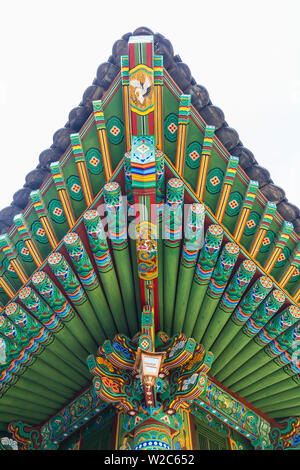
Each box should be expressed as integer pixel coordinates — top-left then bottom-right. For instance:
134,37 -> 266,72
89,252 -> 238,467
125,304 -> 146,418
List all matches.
70,133 -> 93,206
249,201 -> 277,259
215,155 -> 239,222
0,234 -> 27,284
175,94 -> 191,176
264,221 -> 294,273
93,100 -> 113,181
30,190 -> 58,250
13,214 -> 42,266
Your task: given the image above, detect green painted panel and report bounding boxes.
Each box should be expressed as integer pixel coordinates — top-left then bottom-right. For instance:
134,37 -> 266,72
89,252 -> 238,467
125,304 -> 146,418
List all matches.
103,86 -> 126,172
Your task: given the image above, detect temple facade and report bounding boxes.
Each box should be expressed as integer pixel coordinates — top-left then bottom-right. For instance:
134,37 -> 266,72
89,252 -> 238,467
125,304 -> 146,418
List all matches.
0,28 -> 300,451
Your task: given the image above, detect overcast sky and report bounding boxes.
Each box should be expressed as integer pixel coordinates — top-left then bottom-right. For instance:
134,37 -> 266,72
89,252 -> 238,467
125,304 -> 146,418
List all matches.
0,0 -> 299,211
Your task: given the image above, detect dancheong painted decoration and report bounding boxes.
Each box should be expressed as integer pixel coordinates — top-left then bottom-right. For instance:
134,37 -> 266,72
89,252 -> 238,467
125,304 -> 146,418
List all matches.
0,27 -> 300,451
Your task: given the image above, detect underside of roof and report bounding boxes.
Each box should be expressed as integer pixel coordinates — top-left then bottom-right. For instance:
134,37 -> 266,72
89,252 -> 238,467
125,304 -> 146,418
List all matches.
0,27 -> 299,237
0,27 -> 299,450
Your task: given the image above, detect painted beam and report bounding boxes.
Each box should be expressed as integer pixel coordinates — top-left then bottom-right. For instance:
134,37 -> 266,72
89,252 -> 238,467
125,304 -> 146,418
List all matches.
183,224 -> 223,338
13,214 -> 43,266
47,252 -> 102,348
196,125 -> 215,201
264,221 -> 294,274
215,156 -> 239,223
233,180 -> 259,242
210,276 -> 273,369
175,94 -> 191,176
215,304 -> 300,383
19,286 -> 90,376
201,259 -> 256,350
121,55 -> 131,152
83,209 -> 128,334
64,232 -> 116,338
30,190 -> 58,250
50,161 -> 75,228
226,321 -> 300,392
70,133 -> 93,207
215,289 -> 286,382
249,202 -> 277,259
192,241 -> 240,343
154,55 -> 164,151
128,35 -> 155,136
173,203 -> 205,333
0,234 -> 28,284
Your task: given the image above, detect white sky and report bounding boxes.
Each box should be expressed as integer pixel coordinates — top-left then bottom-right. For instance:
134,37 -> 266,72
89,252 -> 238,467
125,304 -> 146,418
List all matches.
0,0 -> 299,210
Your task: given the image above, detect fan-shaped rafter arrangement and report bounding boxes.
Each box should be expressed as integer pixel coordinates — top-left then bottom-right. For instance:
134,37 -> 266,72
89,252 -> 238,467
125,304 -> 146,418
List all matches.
0,29 -> 299,451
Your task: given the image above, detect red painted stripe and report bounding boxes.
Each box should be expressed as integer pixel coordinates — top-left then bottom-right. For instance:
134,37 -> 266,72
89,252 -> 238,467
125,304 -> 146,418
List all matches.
131,111 -> 137,135
148,111 -> 154,135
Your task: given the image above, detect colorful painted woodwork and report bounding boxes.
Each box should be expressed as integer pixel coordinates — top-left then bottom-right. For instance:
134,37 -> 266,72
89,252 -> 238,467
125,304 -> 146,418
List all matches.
104,182 -> 137,335
192,241 -> 240,342
128,35 -> 154,136
50,162 -> 75,228
225,320 -> 300,393
64,232 -> 116,338
173,203 -> 205,333
233,180 -> 259,242
215,289 -> 287,382
196,126 -> 215,201
201,259 -> 256,350
210,275 -> 273,369
215,156 -> 239,223
192,379 -> 272,449
183,224 -> 224,338
92,100 -> 112,181
70,133 -> 93,206
0,30 -> 300,451
47,252 -> 103,347
270,417 -> 300,449
87,305 -> 213,450
164,178 -> 184,335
